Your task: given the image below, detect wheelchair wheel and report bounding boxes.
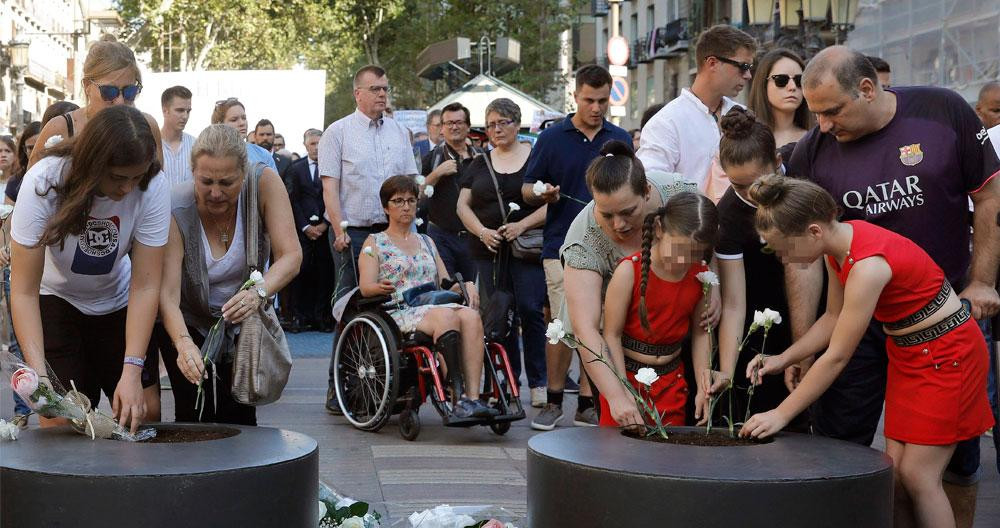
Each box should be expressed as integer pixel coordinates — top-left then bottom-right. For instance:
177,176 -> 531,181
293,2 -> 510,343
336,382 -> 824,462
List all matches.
489,420 -> 511,435
398,408 -> 420,441
333,312 -> 399,431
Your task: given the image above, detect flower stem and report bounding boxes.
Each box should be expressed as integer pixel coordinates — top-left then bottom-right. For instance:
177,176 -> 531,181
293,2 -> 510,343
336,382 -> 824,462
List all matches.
744,329 -> 769,424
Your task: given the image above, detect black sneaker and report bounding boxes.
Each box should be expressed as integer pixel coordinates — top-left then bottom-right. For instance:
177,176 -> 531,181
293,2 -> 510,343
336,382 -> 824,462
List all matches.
325,387 -> 343,415
454,398 -> 499,418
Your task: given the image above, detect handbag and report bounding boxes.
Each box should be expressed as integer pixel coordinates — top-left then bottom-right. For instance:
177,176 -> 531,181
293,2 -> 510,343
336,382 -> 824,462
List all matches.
231,162 -> 293,406
482,153 -> 543,263
399,235 -> 463,307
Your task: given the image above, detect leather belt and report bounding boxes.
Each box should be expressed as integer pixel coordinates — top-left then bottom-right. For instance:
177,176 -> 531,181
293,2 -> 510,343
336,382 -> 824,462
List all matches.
884,280 -> 953,331
890,305 -> 970,347
624,355 -> 682,377
622,334 -> 682,357
428,221 -> 469,237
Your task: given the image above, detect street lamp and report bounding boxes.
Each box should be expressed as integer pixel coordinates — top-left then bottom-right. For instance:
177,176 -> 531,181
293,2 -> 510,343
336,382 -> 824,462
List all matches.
746,0 -> 776,26
8,40 -> 29,136
830,0 -> 859,28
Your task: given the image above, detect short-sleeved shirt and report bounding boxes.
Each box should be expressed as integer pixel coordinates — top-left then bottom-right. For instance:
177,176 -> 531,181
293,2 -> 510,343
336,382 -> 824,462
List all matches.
246,143 -> 278,172
319,109 -> 419,227
161,132 -> 196,188
558,171 -> 696,333
787,86 -> 1000,286
11,156 -> 170,316
523,114 -> 632,259
461,152 -> 539,260
421,142 -> 481,233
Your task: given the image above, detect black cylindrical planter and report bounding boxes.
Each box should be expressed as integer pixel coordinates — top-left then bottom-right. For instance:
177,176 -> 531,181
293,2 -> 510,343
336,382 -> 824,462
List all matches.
1,424 -> 318,528
528,427 -> 893,528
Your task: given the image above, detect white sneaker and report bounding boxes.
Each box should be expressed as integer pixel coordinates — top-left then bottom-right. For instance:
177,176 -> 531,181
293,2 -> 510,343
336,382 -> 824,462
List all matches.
530,387 -> 547,408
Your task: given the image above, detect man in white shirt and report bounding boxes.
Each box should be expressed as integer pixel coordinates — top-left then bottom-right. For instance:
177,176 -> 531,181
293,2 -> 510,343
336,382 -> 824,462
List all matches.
637,25 -> 756,201
319,65 -> 418,413
159,86 -> 195,188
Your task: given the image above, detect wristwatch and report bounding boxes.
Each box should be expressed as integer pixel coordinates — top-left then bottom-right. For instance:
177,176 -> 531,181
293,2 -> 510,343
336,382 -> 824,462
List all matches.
256,286 -> 267,299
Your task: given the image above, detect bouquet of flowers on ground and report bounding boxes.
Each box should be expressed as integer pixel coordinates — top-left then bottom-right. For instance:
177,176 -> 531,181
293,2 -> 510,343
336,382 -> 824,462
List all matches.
318,481 -> 381,528
196,270 -> 266,419
1,350 -> 154,441
400,505 -> 517,528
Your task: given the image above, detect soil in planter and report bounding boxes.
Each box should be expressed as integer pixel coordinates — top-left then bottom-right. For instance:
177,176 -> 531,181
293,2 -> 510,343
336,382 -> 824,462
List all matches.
623,429 -> 771,447
143,427 -> 240,443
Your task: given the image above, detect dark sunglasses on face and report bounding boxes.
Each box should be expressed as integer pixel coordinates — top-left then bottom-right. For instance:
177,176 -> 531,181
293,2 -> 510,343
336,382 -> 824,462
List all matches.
713,56 -> 754,73
769,74 -> 803,89
89,80 -> 142,102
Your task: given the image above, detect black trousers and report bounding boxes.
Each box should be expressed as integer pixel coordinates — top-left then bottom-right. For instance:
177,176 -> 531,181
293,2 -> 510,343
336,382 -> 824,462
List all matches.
294,234 -> 335,326
155,322 -> 257,426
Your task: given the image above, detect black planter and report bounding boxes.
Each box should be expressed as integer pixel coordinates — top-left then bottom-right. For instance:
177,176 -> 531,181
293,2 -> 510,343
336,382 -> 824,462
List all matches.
1,423 -> 318,528
528,427 -> 893,528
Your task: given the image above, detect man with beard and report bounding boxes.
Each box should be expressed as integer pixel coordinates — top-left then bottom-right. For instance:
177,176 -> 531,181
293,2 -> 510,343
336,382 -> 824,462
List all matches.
254,119 -> 293,182
159,85 -> 195,187
637,24 -> 757,202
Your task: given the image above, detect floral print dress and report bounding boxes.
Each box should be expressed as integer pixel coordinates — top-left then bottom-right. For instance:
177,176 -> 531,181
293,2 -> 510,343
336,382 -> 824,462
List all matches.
371,232 -> 462,333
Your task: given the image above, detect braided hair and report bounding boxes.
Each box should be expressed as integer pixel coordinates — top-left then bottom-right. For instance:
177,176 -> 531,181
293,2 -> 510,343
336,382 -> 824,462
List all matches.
637,192 -> 719,333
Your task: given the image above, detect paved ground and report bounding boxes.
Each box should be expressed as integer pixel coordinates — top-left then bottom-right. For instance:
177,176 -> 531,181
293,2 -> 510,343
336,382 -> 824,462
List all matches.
5,330 -> 999,526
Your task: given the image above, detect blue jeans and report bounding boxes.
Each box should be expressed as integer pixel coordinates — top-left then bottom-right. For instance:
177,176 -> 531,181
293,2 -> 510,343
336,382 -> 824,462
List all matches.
3,267 -> 29,415
427,223 -> 477,282
474,256 -> 547,389
984,319 -> 999,474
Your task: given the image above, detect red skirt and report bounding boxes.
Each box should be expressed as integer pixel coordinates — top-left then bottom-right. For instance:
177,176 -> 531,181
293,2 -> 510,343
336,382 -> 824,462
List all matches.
599,361 -> 688,427
884,318 -> 994,445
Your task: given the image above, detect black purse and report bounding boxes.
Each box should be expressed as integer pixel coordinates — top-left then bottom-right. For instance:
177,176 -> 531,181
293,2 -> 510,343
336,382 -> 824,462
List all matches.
399,235 -> 463,307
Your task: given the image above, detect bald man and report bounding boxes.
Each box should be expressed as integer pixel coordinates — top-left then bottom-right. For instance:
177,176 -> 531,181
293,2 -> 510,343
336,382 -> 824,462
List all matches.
783,46 -> 1000,528
976,81 -> 1000,130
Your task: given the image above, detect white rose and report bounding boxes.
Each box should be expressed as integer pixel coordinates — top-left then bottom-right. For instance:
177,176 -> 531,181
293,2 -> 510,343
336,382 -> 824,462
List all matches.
762,308 -> 782,328
249,270 -> 264,284
340,220 -> 349,230
423,184 -> 434,197
44,135 -> 64,148
507,202 -> 521,212
532,180 -> 547,196
415,175 -> 426,186
545,320 -> 566,345
340,517 -> 365,528
696,270 -> 719,287
415,218 -> 424,226
634,367 -> 659,387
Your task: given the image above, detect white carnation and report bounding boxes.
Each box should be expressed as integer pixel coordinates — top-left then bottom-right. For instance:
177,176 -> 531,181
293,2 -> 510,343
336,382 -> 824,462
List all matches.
44,135 -> 64,148
507,202 -> 521,212
415,218 -> 424,226
415,175 -> 426,186
532,180 -> 547,196
634,367 -> 659,387
545,319 -> 566,345
0,419 -> 19,441
249,270 -> 264,284
0,204 -> 13,220
696,270 -> 719,287
423,184 -> 434,197
762,308 -> 782,328
340,220 -> 349,230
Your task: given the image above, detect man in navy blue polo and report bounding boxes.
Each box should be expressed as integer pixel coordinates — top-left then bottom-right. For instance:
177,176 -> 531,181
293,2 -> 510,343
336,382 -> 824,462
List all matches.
521,64 -> 632,430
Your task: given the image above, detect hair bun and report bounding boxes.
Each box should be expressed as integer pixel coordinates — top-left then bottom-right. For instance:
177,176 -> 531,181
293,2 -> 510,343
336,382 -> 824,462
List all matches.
99,33 -> 119,43
599,139 -> 636,158
748,172 -> 788,207
719,107 -> 758,141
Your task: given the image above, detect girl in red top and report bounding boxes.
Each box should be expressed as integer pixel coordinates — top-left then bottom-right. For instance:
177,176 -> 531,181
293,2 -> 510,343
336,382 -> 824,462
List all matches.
600,192 -> 719,427
740,174 -> 993,528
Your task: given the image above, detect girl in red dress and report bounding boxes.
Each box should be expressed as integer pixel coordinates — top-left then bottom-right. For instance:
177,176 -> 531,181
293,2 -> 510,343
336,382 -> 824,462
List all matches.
600,192 -> 719,427
740,174 -> 993,528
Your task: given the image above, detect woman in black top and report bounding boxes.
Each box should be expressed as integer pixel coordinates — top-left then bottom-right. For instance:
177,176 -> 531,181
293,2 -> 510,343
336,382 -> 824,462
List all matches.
457,98 -> 548,400
713,107 -> 808,430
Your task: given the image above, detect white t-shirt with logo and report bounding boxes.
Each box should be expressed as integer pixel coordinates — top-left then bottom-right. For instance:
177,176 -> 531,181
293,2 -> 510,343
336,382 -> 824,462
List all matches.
11,156 -> 170,316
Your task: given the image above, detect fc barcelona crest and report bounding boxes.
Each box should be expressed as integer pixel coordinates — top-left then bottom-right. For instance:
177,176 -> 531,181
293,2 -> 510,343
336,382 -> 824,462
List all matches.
898,144 -> 923,166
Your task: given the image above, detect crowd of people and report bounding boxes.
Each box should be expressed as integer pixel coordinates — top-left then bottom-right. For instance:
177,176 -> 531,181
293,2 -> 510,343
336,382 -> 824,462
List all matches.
1,25 -> 1000,528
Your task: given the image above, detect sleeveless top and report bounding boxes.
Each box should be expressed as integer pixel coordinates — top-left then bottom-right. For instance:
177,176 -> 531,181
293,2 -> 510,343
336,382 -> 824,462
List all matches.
203,196 -> 246,310
826,220 -> 945,324
622,252 -> 707,344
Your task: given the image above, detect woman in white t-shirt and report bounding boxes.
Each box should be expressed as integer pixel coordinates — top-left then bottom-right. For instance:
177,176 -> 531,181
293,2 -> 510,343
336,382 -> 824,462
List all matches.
10,105 -> 169,434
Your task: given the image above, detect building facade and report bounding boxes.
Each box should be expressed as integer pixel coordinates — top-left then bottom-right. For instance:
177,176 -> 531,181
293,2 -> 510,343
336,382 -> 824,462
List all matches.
0,0 -> 121,136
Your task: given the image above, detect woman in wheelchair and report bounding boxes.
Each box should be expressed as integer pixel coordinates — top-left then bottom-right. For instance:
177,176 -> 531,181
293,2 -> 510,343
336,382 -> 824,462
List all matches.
357,175 -> 499,419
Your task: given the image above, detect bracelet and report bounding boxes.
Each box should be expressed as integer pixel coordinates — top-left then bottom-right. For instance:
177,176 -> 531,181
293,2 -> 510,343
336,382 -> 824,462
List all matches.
123,356 -> 145,369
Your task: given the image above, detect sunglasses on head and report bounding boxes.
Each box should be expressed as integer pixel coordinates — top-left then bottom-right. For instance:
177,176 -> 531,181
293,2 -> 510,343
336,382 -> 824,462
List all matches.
89,80 -> 142,102
712,56 -> 754,73
769,74 -> 803,89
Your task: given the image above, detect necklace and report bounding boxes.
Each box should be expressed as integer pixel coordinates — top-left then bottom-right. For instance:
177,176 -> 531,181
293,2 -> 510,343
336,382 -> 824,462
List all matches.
212,216 -> 233,249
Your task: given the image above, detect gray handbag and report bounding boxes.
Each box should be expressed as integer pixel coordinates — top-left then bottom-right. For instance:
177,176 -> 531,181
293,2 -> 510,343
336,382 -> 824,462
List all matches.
231,163 -> 292,406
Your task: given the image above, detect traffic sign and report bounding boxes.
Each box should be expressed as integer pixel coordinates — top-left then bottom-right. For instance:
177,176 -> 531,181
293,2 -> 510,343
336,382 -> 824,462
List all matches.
608,65 -> 628,77
607,36 -> 629,66
610,105 -> 626,117
610,76 -> 629,106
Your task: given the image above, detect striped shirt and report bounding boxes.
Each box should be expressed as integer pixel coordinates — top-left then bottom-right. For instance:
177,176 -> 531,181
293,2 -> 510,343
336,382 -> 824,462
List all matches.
161,132 -> 195,188
318,108 -> 418,227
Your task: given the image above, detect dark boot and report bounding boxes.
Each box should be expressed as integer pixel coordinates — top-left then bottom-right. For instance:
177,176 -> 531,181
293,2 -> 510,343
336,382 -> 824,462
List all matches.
435,330 -> 464,402
943,481 -> 978,528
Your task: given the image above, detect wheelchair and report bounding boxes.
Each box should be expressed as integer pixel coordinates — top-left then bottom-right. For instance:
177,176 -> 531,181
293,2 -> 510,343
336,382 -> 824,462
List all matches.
331,282 -> 525,441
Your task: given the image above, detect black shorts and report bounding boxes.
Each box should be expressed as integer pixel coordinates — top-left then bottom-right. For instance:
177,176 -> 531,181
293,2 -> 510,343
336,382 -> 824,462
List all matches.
40,295 -> 158,410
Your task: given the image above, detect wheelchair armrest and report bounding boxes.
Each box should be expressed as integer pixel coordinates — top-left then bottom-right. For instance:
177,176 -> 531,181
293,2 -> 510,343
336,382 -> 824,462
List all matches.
356,294 -> 392,309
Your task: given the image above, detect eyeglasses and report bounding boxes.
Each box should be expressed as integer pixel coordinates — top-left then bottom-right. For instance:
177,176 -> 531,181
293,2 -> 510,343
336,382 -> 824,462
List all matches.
89,80 -> 142,102
388,197 -> 418,207
712,56 -> 754,73
769,74 -> 802,89
215,97 -> 240,106
486,119 -> 515,130
362,85 -> 392,95
443,120 -> 468,128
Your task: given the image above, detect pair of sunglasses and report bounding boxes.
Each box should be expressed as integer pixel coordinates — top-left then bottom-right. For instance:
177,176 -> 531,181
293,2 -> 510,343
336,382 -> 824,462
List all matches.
89,80 -> 142,102
769,74 -> 803,89
713,56 -> 754,73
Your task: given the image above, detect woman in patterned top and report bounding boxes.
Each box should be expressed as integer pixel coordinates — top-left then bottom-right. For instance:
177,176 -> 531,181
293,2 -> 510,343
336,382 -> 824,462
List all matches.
357,175 -> 497,419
